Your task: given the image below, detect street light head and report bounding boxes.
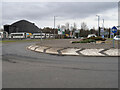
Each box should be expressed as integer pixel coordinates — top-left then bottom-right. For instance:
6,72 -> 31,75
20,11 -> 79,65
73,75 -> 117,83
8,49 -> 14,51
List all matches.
54,16 -> 58,17
96,15 -> 100,17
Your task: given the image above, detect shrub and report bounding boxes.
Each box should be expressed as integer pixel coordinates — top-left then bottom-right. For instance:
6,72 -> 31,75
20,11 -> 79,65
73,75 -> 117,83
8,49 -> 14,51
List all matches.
72,39 -> 96,43
88,36 -> 106,41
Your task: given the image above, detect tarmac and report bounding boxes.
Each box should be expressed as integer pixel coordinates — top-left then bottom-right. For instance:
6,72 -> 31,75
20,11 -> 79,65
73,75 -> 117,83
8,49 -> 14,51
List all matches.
27,39 -> 120,56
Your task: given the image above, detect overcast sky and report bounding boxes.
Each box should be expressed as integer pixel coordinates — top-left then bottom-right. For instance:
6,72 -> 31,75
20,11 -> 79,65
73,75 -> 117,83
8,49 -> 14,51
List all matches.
2,2 -> 118,29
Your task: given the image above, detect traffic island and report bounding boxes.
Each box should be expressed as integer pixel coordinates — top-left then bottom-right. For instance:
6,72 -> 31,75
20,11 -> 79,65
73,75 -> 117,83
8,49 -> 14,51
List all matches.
27,45 -> 120,57
27,39 -> 119,56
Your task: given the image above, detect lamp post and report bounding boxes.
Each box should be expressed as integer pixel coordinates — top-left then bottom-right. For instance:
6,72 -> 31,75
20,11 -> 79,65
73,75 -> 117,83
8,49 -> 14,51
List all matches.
102,19 -> 104,28
96,15 -> 100,36
41,30 -> 42,41
54,16 -> 57,39
102,19 -> 104,38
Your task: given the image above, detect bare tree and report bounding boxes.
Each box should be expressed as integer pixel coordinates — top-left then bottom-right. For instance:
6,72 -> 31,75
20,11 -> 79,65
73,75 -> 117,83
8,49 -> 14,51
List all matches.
70,25 -> 74,32
57,24 -> 60,29
0,28 -> 4,31
73,22 -> 77,30
65,22 -> 69,30
81,22 -> 88,30
93,27 -> 95,30
61,25 -> 66,31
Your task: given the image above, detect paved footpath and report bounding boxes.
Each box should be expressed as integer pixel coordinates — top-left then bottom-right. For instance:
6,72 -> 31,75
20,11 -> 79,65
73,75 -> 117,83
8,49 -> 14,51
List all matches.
27,39 -> 120,56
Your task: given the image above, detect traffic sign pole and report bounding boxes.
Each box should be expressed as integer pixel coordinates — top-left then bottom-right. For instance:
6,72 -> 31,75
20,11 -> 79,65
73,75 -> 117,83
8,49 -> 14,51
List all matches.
113,39 -> 115,48
112,26 -> 117,48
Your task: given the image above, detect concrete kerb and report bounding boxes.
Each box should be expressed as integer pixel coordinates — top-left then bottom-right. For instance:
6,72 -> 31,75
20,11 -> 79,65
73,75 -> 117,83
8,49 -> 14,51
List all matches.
104,49 -> 120,56
27,45 -> 34,50
27,45 -> 120,56
46,47 -> 63,55
80,49 -> 105,56
35,46 -> 49,53
27,45 -> 39,51
60,48 -> 80,56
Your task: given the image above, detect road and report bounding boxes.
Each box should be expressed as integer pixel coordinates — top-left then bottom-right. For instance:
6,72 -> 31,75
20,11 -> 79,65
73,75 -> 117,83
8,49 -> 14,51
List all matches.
2,41 -> 118,88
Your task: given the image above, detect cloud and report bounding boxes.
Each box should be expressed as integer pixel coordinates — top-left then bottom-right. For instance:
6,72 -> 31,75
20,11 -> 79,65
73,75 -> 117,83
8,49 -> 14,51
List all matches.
2,2 -> 118,29
2,0 -> 119,2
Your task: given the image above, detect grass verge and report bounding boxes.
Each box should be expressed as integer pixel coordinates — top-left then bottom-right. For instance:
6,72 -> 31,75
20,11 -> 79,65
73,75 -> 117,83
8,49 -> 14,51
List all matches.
0,39 -> 49,43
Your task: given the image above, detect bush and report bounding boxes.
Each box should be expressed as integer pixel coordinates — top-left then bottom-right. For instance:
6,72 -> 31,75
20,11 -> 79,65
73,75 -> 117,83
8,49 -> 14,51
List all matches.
88,36 -> 106,41
72,39 -> 96,43
81,39 -> 96,43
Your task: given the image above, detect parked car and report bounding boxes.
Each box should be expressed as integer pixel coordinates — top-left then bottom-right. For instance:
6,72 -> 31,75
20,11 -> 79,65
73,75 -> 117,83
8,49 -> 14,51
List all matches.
113,35 -> 120,40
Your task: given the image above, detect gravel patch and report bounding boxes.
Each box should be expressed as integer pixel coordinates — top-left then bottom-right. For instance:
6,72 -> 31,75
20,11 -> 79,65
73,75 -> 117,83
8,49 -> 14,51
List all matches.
36,39 -> 119,49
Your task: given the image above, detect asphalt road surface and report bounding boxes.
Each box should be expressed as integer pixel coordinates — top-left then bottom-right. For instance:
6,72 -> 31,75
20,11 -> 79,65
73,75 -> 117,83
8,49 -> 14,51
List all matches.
2,41 -> 118,88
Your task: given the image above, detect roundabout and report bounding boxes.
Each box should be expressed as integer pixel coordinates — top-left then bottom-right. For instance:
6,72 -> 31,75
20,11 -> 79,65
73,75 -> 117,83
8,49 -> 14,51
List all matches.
2,40 -> 118,88
27,39 -> 120,56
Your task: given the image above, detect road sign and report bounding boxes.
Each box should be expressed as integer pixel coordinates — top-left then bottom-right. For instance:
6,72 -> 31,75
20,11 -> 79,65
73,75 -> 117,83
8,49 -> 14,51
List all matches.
74,30 -> 79,33
111,26 -> 117,48
100,28 -> 104,38
112,26 -> 117,33
58,29 -> 62,35
62,31 -> 65,35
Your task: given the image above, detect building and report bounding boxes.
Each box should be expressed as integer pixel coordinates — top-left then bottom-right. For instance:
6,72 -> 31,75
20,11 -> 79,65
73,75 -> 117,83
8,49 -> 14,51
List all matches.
4,20 -> 41,34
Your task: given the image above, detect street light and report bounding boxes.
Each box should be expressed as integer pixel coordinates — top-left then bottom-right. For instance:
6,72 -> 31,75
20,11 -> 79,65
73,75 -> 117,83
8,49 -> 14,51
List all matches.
40,30 -> 42,41
54,16 -> 57,39
102,19 -> 105,38
96,15 -> 100,36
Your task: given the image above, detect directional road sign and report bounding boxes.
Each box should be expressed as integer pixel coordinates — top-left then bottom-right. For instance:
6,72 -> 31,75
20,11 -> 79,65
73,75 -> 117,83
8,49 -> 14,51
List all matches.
112,26 -> 117,33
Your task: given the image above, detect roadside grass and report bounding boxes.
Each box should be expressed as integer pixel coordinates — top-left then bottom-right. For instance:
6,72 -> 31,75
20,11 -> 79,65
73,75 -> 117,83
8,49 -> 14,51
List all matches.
1,38 -> 120,45
0,39 -> 51,43
105,38 -> 120,44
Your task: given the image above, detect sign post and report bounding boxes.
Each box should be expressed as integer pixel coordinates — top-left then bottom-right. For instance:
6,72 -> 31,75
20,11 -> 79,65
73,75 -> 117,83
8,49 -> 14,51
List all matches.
100,28 -> 104,38
112,26 -> 117,48
58,28 -> 61,39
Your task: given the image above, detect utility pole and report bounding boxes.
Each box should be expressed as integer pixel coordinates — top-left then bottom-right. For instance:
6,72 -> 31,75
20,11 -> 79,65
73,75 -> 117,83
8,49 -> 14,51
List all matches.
96,15 -> 100,36
102,19 -> 104,38
54,16 -> 56,39
41,30 -> 42,41
102,19 -> 104,28
70,24 -> 73,38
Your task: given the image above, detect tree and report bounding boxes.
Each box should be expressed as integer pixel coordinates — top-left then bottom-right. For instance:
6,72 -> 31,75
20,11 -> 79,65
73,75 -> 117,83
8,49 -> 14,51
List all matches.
61,25 -> 66,30
65,22 -> 69,30
73,22 -> 77,30
0,28 -> 4,31
90,27 -> 96,34
81,22 -> 88,30
61,25 -> 66,32
57,24 -> 60,29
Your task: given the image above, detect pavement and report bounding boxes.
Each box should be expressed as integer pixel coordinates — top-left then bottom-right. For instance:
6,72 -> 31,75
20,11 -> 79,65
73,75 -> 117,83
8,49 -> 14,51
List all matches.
27,39 -> 120,56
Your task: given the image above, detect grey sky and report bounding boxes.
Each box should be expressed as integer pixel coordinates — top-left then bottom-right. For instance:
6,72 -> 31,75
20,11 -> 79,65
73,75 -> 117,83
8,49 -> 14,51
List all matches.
2,2 -> 118,29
